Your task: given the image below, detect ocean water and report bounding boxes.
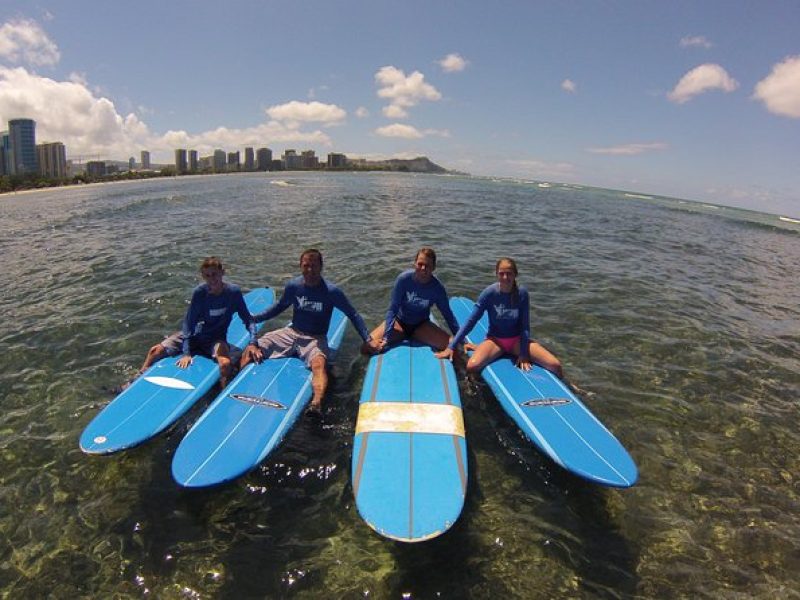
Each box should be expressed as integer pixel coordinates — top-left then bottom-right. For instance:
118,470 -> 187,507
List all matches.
0,172 -> 798,598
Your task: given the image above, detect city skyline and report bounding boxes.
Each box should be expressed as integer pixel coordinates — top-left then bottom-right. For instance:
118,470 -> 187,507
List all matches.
0,2 -> 798,215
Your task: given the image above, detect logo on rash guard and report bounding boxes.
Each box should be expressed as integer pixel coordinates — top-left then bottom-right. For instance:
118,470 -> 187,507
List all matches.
296,296 -> 323,312
209,307 -> 227,317
405,292 -> 430,308
493,304 -> 518,320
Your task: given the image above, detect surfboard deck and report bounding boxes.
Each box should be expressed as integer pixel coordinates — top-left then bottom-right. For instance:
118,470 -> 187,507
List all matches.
171,308 -> 347,488
352,341 -> 468,542
450,296 -> 638,488
79,287 -> 274,455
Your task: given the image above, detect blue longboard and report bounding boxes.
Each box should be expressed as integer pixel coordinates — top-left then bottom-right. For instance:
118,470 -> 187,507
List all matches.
352,342 -> 468,542
171,309 -> 347,487
80,287 -> 274,454
450,296 -> 638,488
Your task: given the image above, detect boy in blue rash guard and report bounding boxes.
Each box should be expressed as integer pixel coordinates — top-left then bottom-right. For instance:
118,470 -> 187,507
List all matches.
242,248 -> 381,413
139,257 -> 255,387
436,257 -> 563,378
361,247 -> 461,353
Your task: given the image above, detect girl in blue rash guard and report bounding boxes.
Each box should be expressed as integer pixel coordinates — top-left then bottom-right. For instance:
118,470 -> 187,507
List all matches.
361,247 -> 461,354
436,257 -> 563,377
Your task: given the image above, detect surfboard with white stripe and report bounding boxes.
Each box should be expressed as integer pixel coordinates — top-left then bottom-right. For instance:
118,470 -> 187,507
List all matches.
79,287 -> 274,454
450,296 -> 637,488
171,308 -> 347,487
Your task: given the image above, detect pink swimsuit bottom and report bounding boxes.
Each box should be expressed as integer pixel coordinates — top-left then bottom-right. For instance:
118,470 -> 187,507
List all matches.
489,335 -> 520,354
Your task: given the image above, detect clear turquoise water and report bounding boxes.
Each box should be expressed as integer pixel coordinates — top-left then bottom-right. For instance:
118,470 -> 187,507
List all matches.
1,173 -> 798,598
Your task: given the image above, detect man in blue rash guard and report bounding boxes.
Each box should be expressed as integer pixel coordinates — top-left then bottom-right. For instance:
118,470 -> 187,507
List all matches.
361,247 -> 461,354
241,248 -> 381,413
139,256 -> 255,387
436,257 -> 562,378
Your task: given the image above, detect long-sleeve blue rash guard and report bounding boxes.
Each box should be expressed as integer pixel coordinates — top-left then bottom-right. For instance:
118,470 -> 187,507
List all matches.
449,283 -> 531,359
181,283 -> 255,355
383,269 -> 461,339
252,276 -> 370,341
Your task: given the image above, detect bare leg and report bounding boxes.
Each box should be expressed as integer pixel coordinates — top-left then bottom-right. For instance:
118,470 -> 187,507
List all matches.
411,321 -> 451,351
214,342 -> 233,387
526,341 -> 563,378
309,354 -> 328,412
140,343 -> 167,373
465,339 -> 505,374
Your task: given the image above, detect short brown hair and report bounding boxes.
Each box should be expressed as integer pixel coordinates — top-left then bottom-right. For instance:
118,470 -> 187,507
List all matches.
416,247 -> 437,268
200,256 -> 224,271
300,248 -> 323,267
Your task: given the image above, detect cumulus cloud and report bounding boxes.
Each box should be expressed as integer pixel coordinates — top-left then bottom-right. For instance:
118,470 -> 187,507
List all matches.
375,66 -> 441,119
0,18 -> 60,67
680,35 -> 712,49
265,100 -> 346,127
668,63 -> 739,104
561,79 -> 577,93
438,53 -> 468,73
355,106 -> 369,118
374,123 -> 449,139
375,123 -> 424,139
587,142 -> 668,155
752,55 -> 800,118
0,66 -> 334,160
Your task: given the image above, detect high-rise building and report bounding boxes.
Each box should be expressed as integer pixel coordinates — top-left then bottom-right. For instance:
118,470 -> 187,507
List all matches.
140,150 -> 151,169
227,151 -> 240,171
175,149 -> 188,174
301,150 -> 318,169
86,161 -> 106,178
36,142 -> 67,178
0,131 -> 7,176
8,118 -> 38,175
244,147 -> 255,171
283,149 -> 301,170
327,153 -> 347,168
213,149 -> 226,172
188,150 -> 198,173
256,147 -> 272,171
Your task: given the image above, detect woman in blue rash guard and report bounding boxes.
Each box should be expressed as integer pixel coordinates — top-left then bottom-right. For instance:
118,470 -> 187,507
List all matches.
436,257 -> 563,378
361,247 -> 461,354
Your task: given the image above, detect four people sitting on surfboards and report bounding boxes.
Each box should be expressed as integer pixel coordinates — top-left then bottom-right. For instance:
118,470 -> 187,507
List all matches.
138,256 -> 255,387
136,250 -> 562,411
435,257 -> 563,378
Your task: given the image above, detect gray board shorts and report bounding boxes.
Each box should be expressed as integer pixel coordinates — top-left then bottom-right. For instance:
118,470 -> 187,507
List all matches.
160,332 -> 242,362
254,326 -> 329,367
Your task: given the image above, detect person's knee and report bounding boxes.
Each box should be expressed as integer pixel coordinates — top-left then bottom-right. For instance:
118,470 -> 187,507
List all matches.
465,358 -> 483,374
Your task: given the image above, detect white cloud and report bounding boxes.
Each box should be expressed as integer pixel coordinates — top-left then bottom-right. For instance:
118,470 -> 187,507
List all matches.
752,55 -> 800,118
375,123 -> 423,139
587,142 -> 668,155
438,53 -> 468,73
265,100 -> 346,127
0,66 -> 334,161
561,79 -> 577,93
0,19 -> 60,67
668,63 -> 739,104
355,106 -> 369,118
375,66 -> 441,119
382,104 -> 408,119
680,35 -> 713,49
374,123 -> 449,139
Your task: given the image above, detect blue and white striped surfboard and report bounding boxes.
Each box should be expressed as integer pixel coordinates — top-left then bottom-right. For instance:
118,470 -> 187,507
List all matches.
171,308 -> 347,487
450,296 -> 637,488
352,341 -> 468,542
79,287 -> 274,454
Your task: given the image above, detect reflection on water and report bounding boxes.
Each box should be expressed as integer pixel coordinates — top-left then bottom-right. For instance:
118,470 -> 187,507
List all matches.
0,173 -> 798,597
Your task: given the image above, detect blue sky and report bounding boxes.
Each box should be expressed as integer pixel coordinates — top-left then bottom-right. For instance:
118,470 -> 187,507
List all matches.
1,1 -> 798,216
